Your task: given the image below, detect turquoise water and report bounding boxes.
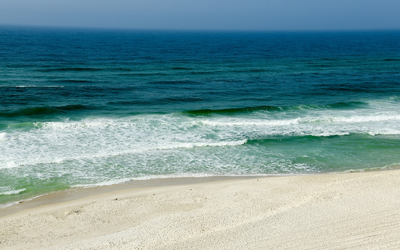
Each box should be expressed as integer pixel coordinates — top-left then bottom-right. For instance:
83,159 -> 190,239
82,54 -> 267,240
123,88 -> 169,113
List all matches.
1,27 -> 400,206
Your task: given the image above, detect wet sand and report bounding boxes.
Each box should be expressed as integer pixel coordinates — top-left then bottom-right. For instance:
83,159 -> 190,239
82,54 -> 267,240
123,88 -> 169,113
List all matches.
1,170 -> 400,249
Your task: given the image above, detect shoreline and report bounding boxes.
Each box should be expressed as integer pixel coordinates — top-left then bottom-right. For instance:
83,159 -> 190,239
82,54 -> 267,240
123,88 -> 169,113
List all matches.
1,170 -> 400,249
0,175 -> 260,218
1,167 -> 395,218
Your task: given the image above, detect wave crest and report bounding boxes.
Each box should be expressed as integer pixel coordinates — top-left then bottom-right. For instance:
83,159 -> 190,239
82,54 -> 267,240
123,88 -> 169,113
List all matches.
0,105 -> 95,118
183,101 -> 368,116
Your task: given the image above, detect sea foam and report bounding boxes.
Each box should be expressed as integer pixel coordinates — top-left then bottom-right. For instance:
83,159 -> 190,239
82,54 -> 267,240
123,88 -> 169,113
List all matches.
0,188 -> 26,196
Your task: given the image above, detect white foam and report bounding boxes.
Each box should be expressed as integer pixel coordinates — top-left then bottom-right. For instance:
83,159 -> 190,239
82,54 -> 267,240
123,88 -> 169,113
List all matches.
316,114 -> 400,124
71,178 -> 134,188
0,161 -> 18,170
201,118 -> 300,127
0,194 -> 44,208
3,97 -> 400,208
0,188 -> 26,196
0,132 -> 10,141
71,173 -> 278,189
201,114 -> 400,127
3,102 -> 400,172
367,129 -> 400,136
0,128 -> 247,168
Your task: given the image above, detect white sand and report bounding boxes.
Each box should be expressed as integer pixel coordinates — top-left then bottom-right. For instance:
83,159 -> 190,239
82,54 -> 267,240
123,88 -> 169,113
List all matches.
1,170 -> 400,249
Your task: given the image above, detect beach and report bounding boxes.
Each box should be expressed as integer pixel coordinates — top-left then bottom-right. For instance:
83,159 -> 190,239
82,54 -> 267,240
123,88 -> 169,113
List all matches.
1,169 -> 400,249
2,28 -> 400,250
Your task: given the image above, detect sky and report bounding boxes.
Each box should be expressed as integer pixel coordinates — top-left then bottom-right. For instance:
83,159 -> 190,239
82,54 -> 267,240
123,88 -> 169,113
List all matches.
0,0 -> 399,31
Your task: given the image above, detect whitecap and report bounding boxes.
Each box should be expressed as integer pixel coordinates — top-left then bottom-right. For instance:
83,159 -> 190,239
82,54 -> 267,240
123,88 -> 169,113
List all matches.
0,132 -> 10,141
201,119 -> 300,127
0,188 -> 26,196
0,161 -> 18,170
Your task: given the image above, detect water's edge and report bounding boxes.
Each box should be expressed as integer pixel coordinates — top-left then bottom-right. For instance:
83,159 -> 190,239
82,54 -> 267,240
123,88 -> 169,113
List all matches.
2,166 -> 399,218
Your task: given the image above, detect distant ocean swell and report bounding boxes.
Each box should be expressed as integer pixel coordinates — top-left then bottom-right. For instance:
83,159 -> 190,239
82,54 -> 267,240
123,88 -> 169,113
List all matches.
0,99 -> 383,119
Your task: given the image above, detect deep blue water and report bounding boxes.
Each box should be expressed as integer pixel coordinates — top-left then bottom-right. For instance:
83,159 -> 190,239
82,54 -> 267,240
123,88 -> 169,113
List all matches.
1,26 -> 400,205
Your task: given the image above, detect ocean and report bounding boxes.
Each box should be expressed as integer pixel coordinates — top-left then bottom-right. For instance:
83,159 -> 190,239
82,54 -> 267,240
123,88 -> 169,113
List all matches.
1,26 -> 400,206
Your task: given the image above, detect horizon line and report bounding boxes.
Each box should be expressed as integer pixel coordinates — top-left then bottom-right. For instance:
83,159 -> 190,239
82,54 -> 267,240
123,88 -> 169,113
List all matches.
1,23 -> 400,33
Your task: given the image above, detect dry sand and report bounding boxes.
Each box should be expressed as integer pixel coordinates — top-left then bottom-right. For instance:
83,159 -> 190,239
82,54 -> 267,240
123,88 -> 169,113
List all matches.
1,170 -> 400,249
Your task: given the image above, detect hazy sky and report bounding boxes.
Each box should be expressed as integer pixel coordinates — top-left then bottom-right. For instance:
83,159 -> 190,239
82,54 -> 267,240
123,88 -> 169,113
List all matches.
1,0 -> 399,30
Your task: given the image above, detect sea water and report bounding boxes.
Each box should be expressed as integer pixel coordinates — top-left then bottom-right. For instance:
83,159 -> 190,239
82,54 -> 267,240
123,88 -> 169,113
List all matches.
1,27 -> 400,206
